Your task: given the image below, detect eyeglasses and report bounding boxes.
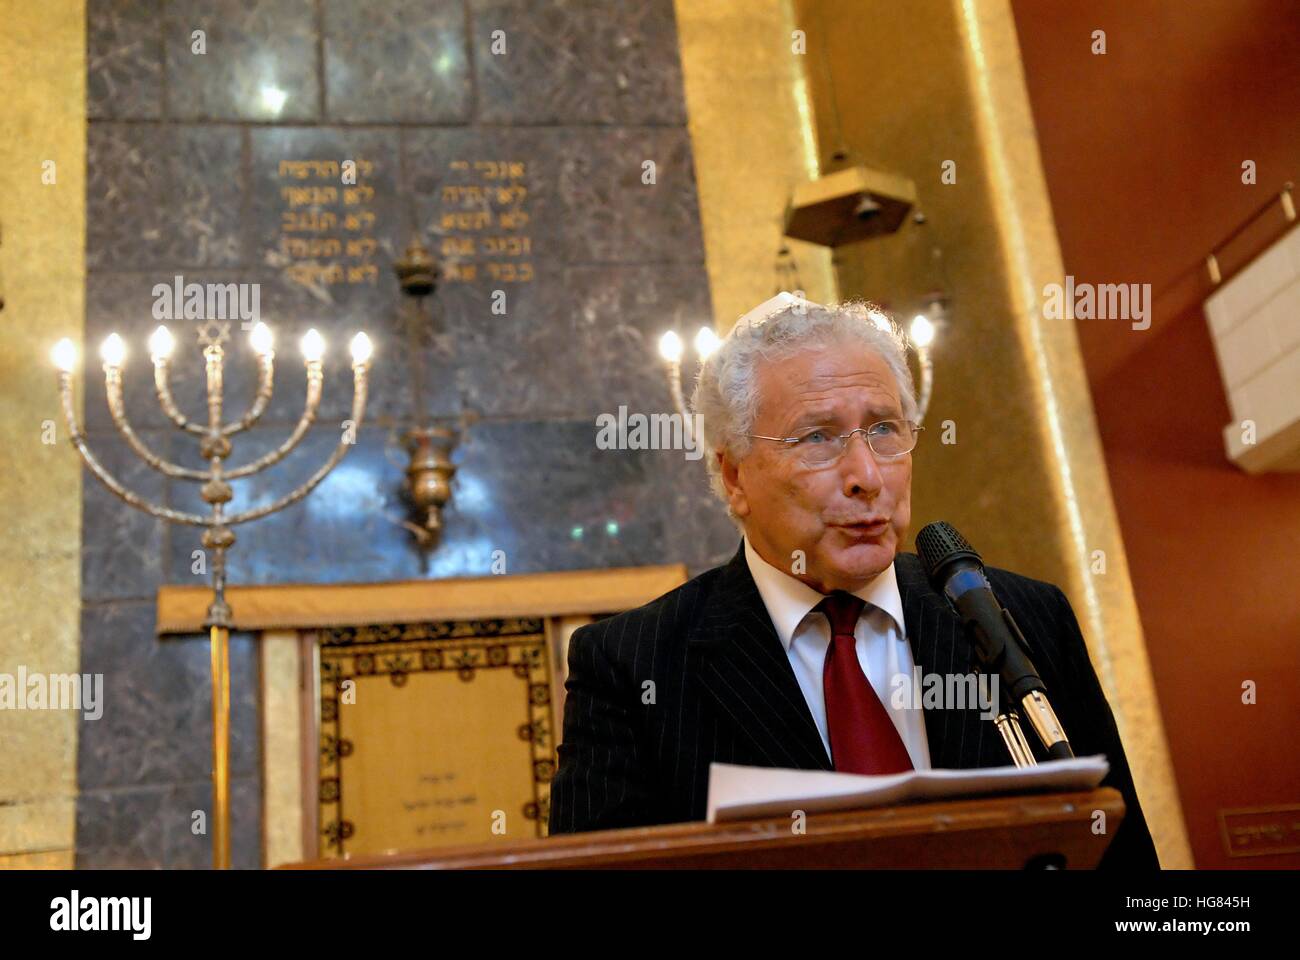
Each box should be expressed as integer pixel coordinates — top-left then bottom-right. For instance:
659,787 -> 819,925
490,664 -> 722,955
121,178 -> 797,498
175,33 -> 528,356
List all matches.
747,419 -> 923,466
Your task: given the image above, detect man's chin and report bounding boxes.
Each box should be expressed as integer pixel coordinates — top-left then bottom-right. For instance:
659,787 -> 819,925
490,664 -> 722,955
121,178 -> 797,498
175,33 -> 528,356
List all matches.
822,540 -> 897,589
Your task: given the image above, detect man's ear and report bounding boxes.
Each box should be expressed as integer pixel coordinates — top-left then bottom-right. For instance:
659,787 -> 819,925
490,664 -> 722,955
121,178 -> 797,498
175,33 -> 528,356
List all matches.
718,448 -> 750,519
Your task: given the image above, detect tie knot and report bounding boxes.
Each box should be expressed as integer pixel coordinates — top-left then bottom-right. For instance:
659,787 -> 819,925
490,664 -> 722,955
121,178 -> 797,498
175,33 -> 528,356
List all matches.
816,591 -> 866,638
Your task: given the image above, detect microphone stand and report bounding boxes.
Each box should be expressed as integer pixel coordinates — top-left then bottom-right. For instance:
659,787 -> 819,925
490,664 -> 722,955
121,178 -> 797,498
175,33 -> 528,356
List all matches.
979,605 -> 1075,766
994,710 -> 1038,768
998,606 -> 1075,762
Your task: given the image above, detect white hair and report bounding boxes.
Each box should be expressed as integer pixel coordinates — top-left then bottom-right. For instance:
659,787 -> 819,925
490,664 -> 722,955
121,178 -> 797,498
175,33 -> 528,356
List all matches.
690,298 -> 917,513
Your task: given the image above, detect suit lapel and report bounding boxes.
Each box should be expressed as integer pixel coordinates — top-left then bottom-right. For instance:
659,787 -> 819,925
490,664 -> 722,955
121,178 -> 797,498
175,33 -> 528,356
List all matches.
689,541 -> 832,771
894,552 -> 996,770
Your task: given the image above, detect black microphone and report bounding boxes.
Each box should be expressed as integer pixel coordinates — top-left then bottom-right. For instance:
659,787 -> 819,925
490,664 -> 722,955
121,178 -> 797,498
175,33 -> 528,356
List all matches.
915,521 -> 1074,761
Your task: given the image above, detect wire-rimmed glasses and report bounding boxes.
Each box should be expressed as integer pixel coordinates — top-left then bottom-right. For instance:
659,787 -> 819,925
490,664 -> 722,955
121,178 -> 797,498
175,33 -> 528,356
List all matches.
746,419 -> 923,467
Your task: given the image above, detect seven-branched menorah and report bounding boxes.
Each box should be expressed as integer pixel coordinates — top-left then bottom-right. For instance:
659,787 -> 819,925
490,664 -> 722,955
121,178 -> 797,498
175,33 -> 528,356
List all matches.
52,320 -> 373,868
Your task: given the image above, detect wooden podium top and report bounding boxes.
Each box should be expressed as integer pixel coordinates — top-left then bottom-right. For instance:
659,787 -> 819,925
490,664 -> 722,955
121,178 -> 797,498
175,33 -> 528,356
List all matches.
283,787 -> 1124,870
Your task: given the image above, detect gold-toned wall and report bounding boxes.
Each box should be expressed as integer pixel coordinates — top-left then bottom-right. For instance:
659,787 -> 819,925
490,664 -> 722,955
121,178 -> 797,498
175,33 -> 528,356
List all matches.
674,0 -> 837,326
795,0 -> 1069,581
0,0 -> 86,868
791,0 -> 1191,866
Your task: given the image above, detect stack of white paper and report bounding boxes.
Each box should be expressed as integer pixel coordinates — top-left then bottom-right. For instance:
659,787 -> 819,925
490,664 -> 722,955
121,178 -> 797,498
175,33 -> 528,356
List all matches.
706,755 -> 1110,823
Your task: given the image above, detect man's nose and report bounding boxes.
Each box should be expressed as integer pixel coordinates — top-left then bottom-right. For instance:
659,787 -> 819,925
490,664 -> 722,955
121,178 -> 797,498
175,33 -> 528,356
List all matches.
839,431 -> 884,497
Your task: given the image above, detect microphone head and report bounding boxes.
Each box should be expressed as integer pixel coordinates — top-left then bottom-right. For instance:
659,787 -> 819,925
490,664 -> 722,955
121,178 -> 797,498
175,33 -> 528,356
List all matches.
915,521 -> 984,584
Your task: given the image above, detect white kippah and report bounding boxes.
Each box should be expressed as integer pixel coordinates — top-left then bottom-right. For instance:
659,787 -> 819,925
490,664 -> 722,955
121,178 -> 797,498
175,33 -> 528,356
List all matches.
734,291 -> 824,330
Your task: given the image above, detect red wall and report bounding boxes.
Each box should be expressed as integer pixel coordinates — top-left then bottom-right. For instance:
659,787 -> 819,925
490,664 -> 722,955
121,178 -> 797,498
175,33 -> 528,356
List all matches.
1010,0 -> 1300,868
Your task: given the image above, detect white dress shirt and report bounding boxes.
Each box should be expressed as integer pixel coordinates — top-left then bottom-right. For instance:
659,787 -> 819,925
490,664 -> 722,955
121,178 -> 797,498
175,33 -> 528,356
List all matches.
743,536 -> 932,770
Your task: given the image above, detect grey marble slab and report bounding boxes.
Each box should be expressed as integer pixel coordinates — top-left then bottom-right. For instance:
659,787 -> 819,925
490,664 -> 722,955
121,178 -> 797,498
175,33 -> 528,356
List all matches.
87,124 -> 246,271
162,777 -> 262,868
164,0 -> 320,122
437,417 -> 672,575
471,0 -> 687,125
75,777 -> 261,869
404,125 -> 704,270
78,601 -> 259,790
402,126 -> 566,275
563,261 -> 712,417
80,430 -> 168,603
88,0 -> 164,120
323,0 -> 472,123
164,423 -> 424,584
436,276 -> 591,420
557,126 -> 705,264
74,784 -> 168,869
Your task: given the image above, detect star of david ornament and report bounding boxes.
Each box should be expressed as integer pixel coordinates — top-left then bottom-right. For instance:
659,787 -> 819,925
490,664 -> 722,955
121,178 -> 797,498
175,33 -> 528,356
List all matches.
196,318 -> 232,349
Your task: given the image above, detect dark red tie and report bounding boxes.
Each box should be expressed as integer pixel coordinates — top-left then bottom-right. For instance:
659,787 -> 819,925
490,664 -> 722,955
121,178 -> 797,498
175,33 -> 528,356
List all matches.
817,591 -> 914,775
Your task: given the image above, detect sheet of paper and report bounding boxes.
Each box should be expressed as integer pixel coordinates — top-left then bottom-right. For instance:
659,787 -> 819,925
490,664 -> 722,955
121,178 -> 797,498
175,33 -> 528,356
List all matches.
706,755 -> 1110,823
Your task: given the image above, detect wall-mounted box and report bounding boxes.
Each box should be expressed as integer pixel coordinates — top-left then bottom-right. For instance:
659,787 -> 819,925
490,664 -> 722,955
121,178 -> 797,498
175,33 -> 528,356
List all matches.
783,164 -> 917,248
1206,225 -> 1300,472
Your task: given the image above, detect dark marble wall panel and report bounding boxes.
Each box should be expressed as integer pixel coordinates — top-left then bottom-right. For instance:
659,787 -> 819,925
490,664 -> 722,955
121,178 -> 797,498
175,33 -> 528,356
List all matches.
440,418 -> 672,574
403,125 -> 705,269
74,784 -> 168,869
162,777 -> 261,869
559,127 -> 706,263
436,278 -> 592,419
165,423 -> 419,584
87,124 -> 246,271
324,0 -> 472,124
164,0 -> 320,122
76,777 -> 260,869
246,126 -> 410,421
403,126 -> 567,271
77,602 -> 259,792
247,126 -> 403,270
650,452 -> 742,578
80,431 -> 168,603
565,262 -> 713,417
82,0 -> 730,868
471,0 -> 688,125
88,0 -> 163,120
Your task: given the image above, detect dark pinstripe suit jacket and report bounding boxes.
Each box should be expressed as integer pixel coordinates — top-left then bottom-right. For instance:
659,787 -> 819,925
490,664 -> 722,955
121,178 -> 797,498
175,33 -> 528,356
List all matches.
549,540 -> 1160,869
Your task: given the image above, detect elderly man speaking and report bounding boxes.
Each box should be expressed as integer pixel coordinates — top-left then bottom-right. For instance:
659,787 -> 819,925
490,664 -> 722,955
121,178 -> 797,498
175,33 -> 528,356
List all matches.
549,293 -> 1159,869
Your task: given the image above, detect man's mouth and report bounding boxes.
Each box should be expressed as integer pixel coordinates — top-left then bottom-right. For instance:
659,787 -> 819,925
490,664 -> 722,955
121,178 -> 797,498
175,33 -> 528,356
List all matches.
832,519 -> 891,536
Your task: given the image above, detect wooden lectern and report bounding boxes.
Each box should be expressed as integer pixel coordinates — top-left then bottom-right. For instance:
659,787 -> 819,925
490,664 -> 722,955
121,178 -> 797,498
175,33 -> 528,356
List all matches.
282,787 -> 1123,869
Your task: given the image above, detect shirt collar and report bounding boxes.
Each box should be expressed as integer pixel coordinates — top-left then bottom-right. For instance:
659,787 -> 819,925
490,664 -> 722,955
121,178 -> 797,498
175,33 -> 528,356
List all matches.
742,535 -> 906,651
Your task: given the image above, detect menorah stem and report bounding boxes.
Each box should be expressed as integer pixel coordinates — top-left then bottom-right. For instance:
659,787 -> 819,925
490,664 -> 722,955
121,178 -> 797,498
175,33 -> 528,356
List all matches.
205,344 -> 224,431
202,529 -> 235,870
209,622 -> 231,870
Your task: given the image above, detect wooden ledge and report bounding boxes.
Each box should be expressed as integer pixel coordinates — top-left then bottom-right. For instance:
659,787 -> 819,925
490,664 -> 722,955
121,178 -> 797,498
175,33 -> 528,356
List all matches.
155,563 -> 688,634
280,787 -> 1125,870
